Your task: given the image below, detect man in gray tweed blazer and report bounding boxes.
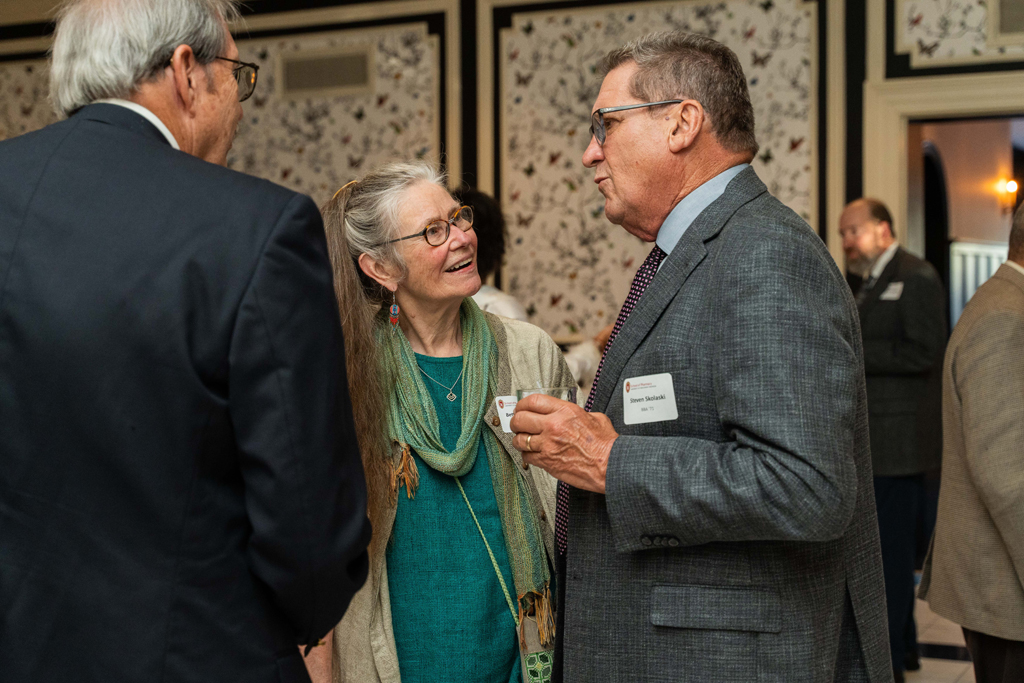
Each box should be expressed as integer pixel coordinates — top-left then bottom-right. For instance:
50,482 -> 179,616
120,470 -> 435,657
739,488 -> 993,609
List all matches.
919,205 -> 1024,683
511,32 -> 891,682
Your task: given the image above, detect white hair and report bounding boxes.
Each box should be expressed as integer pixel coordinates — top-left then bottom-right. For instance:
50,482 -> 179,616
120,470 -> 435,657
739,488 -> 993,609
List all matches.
49,0 -> 241,118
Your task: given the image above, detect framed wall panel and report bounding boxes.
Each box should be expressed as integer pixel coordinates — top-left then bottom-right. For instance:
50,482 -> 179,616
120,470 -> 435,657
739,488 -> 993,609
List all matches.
891,0 -> 1024,73
480,0 -> 823,341
0,0 -> 461,195
231,21 -> 443,206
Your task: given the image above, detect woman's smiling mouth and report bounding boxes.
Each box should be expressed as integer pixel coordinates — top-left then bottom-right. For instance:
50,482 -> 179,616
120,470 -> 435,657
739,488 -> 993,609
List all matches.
445,259 -> 474,273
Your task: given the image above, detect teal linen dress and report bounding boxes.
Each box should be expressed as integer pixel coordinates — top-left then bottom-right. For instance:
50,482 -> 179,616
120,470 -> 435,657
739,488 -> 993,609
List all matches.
387,354 -> 521,683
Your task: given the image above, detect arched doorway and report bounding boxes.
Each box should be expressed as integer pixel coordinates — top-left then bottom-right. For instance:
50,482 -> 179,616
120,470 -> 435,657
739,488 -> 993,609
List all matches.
922,141 -> 951,297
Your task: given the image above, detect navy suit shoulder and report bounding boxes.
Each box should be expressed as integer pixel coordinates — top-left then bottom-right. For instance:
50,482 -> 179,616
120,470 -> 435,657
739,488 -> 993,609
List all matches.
0,105 -> 369,683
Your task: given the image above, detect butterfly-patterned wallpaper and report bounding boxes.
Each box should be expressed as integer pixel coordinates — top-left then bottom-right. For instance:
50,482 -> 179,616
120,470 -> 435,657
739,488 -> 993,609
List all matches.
896,0 -> 1024,67
0,22 -> 441,212
499,0 -> 817,340
0,59 -> 57,142
230,23 -> 440,207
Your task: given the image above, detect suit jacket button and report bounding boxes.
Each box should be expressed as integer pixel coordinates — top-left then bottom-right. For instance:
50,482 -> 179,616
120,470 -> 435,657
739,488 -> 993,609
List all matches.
653,537 -> 663,546
540,511 -> 547,521
668,538 -> 680,547
492,416 -> 500,426
641,536 -> 653,546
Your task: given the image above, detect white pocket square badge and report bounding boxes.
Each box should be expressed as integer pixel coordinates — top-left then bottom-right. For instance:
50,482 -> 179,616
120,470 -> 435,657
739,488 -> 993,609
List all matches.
879,282 -> 904,301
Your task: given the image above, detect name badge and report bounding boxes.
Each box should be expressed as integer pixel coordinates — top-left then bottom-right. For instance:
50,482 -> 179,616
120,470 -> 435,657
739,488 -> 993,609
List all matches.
879,282 -> 903,301
494,396 -> 518,433
622,373 -> 678,425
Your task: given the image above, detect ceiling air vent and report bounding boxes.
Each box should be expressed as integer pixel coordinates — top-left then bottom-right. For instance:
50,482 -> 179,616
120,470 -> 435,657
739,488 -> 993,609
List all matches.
278,46 -> 375,98
1002,0 -> 1024,34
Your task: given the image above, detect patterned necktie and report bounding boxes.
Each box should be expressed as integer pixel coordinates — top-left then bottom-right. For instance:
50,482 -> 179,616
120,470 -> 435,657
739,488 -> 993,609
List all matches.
555,245 -> 668,556
855,274 -> 877,307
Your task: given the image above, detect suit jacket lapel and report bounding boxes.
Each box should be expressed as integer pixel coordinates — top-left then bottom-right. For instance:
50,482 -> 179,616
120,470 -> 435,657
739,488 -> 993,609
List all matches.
590,166 -> 768,413
858,248 -> 901,317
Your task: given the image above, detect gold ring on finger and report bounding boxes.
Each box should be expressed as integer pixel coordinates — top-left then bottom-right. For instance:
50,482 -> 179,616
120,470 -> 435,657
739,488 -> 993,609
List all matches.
526,434 -> 532,451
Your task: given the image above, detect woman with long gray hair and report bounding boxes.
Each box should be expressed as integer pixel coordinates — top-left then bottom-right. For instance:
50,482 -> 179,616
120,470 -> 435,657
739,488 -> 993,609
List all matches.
310,161 -> 573,683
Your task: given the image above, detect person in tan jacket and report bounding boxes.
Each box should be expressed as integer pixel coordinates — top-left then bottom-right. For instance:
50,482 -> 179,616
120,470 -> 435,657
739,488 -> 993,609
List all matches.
920,203 -> 1024,683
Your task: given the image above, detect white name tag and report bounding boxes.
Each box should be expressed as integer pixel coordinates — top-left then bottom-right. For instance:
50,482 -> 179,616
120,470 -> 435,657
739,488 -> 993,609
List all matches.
623,373 -> 678,425
494,396 -> 518,433
879,282 -> 904,301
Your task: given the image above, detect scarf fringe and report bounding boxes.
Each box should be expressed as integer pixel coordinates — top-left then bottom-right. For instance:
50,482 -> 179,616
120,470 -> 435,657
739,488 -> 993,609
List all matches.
389,443 -> 420,502
518,585 -> 556,650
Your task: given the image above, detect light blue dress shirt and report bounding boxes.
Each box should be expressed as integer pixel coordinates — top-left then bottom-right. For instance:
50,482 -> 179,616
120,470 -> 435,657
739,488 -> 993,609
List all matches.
655,164 -> 749,263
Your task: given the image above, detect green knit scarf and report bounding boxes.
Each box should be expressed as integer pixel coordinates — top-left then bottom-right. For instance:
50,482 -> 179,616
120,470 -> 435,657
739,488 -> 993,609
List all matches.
377,298 -> 554,649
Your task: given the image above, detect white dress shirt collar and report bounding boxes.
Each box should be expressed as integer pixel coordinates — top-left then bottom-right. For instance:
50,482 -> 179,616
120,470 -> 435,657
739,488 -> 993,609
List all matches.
869,242 -> 900,281
655,164 -> 749,258
93,99 -> 180,150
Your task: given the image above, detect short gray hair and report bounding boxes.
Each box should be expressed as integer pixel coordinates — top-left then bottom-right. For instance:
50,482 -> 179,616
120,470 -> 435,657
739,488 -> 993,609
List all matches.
322,161 -> 448,303
1011,203 -> 1024,262
602,31 -> 758,156
49,0 -> 241,118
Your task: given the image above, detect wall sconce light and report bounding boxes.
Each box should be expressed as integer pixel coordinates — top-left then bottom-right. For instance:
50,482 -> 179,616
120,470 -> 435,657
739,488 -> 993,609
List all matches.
997,178 -> 1018,214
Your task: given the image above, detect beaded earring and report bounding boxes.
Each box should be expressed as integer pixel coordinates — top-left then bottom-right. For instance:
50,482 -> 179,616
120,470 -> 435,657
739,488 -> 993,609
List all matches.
389,292 -> 400,331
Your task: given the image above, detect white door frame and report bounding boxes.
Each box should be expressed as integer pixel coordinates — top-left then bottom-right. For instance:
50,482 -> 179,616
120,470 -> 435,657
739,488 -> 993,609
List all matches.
863,0 -> 1024,257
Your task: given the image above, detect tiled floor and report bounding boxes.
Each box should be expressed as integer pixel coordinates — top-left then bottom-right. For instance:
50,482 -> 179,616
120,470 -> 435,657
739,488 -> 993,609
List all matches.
908,598 -> 975,683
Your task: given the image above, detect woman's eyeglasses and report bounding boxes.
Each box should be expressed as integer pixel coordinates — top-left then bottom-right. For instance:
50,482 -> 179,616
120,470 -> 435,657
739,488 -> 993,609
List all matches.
377,206 -> 475,247
215,57 -> 259,102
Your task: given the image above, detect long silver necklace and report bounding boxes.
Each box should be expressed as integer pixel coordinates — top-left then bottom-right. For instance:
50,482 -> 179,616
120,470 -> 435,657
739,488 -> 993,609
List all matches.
418,364 -> 465,402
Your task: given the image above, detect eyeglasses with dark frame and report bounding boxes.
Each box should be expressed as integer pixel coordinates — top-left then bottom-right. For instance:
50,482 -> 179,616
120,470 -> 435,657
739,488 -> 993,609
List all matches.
376,205 -> 475,247
589,100 -> 684,145
164,55 -> 259,102
214,56 -> 259,102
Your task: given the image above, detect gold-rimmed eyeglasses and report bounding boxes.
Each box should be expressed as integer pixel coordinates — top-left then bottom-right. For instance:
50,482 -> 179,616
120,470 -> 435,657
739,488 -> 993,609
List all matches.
164,55 -> 259,102
214,56 -> 259,102
376,206 -> 475,247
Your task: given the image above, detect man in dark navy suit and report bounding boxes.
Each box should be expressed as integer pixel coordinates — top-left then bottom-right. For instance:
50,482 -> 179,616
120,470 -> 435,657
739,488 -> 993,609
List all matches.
0,2 -> 370,682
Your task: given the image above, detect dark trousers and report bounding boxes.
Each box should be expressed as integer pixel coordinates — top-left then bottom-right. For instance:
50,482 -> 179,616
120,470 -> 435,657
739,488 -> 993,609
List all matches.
874,475 -> 925,672
964,628 -> 1024,683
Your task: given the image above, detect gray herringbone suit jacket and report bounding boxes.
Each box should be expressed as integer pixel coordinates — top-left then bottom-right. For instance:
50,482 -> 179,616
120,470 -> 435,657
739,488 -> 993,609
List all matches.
559,168 -> 891,682
919,263 -> 1024,642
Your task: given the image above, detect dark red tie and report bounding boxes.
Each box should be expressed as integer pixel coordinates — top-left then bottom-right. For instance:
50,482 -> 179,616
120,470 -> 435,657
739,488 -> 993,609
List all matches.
556,245 -> 668,556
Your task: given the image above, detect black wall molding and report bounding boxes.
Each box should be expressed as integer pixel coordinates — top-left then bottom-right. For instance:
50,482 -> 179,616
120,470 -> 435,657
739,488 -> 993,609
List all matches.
846,0 -> 865,203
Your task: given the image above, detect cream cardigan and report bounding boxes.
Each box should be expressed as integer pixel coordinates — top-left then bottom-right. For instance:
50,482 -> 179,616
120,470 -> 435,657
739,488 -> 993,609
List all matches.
332,313 -> 576,683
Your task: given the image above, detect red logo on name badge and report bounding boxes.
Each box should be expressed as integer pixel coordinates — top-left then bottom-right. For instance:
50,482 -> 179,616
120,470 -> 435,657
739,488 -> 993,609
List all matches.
498,399 -> 505,409
625,381 -> 631,393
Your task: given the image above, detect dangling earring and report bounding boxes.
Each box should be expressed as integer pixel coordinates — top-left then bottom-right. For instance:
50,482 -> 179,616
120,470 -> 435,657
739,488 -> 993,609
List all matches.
389,291 -> 400,332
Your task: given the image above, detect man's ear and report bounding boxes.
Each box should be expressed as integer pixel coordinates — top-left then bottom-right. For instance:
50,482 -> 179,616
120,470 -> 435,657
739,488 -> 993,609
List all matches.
667,100 -> 705,154
358,252 -> 400,293
168,44 -> 200,116
881,221 -> 895,241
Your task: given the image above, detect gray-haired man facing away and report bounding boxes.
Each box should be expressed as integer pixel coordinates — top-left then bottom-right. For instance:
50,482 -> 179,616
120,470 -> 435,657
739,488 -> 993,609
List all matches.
0,2 -> 370,681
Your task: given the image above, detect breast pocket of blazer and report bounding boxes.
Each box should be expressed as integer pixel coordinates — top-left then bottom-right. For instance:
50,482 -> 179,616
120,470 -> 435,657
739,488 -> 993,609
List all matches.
650,584 -> 782,633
